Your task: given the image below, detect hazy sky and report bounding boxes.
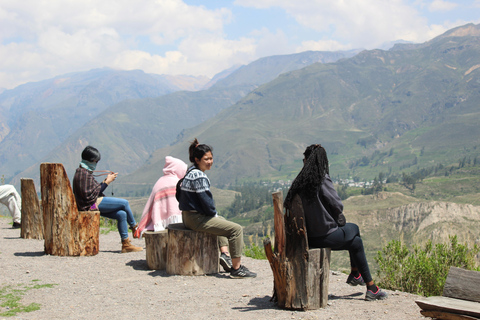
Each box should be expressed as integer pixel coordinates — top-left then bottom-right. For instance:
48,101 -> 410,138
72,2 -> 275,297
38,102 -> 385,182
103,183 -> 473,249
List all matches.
0,0 -> 479,89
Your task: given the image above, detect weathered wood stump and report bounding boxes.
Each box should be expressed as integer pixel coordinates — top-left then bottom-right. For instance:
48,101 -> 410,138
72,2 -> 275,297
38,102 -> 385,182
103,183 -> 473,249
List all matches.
144,230 -> 168,270
20,178 -> 44,239
77,211 -> 100,256
416,267 -> 480,319
264,191 -> 330,310
40,163 -> 100,256
166,223 -> 218,275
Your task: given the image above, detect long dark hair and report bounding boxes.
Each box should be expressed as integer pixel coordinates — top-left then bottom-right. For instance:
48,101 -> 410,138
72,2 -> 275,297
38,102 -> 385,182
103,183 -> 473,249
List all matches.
188,138 -> 213,167
284,144 -> 329,209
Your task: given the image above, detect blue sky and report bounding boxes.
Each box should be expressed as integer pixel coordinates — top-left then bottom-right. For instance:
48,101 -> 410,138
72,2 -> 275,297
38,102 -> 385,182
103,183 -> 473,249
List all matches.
0,0 -> 479,89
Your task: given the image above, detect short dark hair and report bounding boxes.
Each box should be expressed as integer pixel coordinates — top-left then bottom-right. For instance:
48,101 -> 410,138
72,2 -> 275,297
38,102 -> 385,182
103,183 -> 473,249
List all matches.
188,138 -> 213,165
81,146 -> 101,162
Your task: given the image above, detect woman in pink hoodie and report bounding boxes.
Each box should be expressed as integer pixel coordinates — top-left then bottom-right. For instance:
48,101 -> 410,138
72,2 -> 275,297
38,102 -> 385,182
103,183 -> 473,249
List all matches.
134,156 -> 187,238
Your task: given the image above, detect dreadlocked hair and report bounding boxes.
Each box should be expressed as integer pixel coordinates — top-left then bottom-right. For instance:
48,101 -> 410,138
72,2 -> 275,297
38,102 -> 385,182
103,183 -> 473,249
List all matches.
284,144 -> 329,209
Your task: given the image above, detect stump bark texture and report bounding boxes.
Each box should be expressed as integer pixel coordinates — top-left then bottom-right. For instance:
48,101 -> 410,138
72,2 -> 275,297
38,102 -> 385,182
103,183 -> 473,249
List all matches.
40,163 -> 99,256
264,191 -> 330,310
145,231 -> 168,270
20,178 -> 44,239
166,223 -> 218,275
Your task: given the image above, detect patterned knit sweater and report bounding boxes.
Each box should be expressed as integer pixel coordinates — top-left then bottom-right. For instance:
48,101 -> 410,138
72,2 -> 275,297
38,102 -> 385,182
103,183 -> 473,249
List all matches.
178,167 -> 217,216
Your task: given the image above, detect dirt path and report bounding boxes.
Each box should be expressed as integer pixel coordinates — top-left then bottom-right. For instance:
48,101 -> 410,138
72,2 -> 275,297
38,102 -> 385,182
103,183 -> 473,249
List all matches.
0,217 -> 425,319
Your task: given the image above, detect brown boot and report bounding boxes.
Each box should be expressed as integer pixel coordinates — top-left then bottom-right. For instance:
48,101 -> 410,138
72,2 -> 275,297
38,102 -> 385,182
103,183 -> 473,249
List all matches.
121,238 -> 143,253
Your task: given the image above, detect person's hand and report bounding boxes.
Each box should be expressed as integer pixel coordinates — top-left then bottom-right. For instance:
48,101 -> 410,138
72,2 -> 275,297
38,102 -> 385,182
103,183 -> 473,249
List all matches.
104,172 -> 118,185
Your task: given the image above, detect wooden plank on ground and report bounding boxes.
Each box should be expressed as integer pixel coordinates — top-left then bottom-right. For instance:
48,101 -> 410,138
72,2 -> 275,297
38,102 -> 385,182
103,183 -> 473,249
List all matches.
416,296 -> 480,319
444,267 -> 480,303
420,310 -> 480,320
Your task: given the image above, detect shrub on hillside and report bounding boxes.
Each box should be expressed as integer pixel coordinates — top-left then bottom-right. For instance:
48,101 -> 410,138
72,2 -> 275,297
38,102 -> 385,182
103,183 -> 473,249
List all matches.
244,243 -> 267,260
375,236 -> 480,296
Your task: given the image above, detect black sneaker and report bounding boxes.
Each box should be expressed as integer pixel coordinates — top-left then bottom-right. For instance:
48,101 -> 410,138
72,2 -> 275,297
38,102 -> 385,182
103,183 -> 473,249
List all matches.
346,273 -> 366,286
12,222 -> 21,229
230,265 -> 257,278
220,253 -> 233,272
365,288 -> 388,301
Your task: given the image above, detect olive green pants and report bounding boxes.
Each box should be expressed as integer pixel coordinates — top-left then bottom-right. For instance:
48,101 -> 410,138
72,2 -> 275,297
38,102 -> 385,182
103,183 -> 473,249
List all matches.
182,211 -> 244,258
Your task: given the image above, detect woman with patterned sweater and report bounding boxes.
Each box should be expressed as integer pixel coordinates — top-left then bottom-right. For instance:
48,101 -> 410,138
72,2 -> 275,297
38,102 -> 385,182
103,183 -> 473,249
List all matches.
177,138 -> 256,278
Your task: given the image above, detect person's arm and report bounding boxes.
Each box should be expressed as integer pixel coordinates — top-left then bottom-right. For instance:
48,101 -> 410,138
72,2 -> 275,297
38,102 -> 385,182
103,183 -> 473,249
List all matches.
196,189 -> 217,216
320,175 -> 344,220
100,172 -> 118,194
190,171 -> 217,216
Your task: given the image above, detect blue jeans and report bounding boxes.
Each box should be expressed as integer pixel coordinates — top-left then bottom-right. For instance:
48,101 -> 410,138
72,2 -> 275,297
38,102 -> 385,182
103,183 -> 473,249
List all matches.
98,197 -> 136,240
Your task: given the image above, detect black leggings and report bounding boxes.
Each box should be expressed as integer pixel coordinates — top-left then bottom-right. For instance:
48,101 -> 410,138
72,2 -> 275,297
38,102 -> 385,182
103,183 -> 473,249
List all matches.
308,223 -> 372,283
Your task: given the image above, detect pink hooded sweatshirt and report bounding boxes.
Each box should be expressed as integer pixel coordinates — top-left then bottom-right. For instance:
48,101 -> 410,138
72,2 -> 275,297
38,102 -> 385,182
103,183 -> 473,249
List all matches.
135,156 -> 187,237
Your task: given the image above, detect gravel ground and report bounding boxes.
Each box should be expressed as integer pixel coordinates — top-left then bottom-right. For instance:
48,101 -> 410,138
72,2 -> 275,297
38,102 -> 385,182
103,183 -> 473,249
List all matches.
0,217 -> 425,319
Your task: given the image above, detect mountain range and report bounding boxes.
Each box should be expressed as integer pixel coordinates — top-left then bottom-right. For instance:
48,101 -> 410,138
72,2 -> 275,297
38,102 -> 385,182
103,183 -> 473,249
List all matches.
2,23 -> 480,200
5,50 -> 358,186
0,68 -> 207,179
115,23 -> 480,192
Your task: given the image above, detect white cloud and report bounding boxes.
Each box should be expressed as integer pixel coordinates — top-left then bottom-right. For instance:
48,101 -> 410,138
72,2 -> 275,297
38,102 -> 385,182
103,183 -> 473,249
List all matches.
235,0 -> 450,49
0,0 -> 478,89
428,0 -> 458,11
0,0 -> 234,88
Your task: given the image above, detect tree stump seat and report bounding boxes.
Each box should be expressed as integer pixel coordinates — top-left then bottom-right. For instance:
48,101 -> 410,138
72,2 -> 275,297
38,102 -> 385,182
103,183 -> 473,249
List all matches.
264,191 -> 331,310
20,178 -> 44,240
151,223 -> 218,276
144,230 -> 168,270
40,163 -> 100,256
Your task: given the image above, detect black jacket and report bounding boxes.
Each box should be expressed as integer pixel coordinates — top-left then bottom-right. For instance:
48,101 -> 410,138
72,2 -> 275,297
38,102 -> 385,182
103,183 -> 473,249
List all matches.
300,174 -> 344,238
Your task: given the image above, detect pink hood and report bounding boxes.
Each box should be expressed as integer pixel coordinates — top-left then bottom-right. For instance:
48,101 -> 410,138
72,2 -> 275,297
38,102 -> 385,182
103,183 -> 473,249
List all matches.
163,156 -> 187,179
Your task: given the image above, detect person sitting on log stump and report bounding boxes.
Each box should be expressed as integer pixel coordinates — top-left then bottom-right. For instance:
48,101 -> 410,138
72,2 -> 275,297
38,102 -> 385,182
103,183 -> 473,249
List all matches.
284,144 -> 387,301
0,184 -> 22,228
177,138 -> 257,278
72,146 -> 143,253
134,156 -> 187,238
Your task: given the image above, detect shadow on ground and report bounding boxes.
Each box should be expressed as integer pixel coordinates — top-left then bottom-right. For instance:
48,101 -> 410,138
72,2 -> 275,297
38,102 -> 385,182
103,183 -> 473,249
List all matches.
232,296 -> 278,312
329,292 -> 364,300
14,251 -> 45,257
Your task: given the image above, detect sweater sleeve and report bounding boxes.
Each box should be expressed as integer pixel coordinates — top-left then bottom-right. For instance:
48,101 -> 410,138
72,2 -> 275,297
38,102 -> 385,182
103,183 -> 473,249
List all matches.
196,189 -> 217,216
319,175 -> 344,220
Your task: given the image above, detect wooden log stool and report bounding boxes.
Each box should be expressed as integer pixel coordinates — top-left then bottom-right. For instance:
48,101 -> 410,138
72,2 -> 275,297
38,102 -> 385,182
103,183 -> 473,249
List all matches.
40,163 -> 100,256
264,191 -> 331,310
166,223 -> 219,276
20,178 -> 44,240
144,230 -> 168,270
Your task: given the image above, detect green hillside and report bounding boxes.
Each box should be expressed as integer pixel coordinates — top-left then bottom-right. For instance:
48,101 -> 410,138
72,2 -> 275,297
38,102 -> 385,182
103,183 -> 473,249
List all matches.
12,50 -> 353,187
122,23 -> 480,190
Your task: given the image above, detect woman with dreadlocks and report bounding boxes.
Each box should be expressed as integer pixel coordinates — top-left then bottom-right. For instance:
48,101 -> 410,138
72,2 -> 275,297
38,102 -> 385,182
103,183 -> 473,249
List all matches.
284,144 -> 387,301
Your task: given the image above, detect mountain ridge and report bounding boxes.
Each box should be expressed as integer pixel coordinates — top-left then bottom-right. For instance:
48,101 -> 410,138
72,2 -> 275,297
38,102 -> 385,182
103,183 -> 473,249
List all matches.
117,23 -> 480,190
10,50 -> 357,187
